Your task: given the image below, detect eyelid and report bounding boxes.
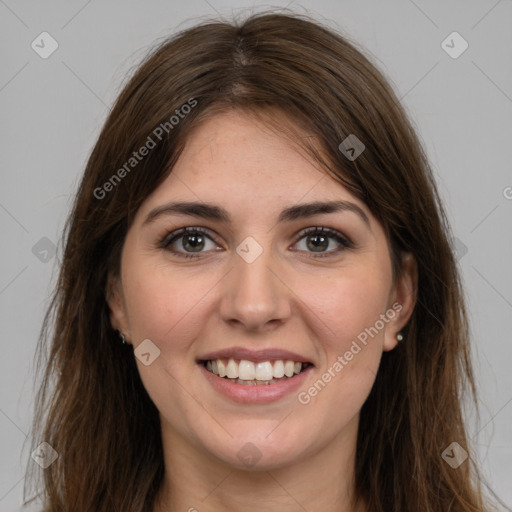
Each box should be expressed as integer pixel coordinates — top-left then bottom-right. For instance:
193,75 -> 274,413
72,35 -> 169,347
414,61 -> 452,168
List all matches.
294,226 -> 353,247
159,226 -> 218,249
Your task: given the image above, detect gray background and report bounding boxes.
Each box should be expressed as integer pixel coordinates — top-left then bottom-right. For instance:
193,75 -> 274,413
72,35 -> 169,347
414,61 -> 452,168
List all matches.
1,0 -> 511,510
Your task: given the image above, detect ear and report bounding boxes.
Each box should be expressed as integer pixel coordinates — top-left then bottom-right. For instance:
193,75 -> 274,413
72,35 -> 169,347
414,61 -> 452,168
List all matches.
383,252 -> 417,352
106,272 -> 131,343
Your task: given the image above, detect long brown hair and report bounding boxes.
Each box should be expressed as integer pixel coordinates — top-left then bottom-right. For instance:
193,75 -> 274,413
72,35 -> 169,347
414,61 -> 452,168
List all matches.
25,10 -> 502,512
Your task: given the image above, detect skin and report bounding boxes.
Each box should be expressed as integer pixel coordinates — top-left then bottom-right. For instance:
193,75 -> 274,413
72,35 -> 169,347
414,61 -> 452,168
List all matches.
107,110 -> 417,512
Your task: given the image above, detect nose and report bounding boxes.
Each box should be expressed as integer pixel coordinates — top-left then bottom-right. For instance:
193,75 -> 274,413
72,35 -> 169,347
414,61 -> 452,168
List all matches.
219,240 -> 292,333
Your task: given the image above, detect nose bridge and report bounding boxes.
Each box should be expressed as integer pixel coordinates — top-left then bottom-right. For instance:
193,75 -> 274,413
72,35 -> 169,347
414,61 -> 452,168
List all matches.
219,234 -> 291,330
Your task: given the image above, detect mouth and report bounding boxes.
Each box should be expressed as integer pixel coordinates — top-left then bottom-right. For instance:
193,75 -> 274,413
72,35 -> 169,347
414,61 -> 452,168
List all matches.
198,358 -> 314,386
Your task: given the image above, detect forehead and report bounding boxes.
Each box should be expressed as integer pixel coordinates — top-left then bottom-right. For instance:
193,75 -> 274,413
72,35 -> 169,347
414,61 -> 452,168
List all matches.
141,110 -> 367,214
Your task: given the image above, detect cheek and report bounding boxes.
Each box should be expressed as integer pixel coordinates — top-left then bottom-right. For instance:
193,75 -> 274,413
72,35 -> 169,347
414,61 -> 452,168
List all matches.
122,254 -> 210,346
303,266 -> 391,352
295,269 -> 390,421
120,256 -> 209,418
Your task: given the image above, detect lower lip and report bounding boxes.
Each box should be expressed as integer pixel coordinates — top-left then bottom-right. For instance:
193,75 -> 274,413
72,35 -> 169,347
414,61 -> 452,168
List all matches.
198,363 -> 314,404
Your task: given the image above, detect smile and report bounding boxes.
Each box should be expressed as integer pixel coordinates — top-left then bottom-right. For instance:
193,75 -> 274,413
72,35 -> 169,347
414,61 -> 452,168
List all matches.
202,358 -> 312,385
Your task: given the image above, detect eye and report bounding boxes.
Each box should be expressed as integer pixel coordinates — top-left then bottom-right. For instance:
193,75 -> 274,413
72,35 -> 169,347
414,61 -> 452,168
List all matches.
293,227 -> 353,258
159,226 -> 353,260
159,227 -> 219,259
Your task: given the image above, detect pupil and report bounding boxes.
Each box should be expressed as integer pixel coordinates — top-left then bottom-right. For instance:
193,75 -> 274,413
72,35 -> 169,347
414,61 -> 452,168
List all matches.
308,235 -> 327,251
184,234 -> 203,251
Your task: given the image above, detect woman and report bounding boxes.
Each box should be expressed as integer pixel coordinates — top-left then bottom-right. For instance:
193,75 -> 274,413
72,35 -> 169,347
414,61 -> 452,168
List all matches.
25,10 -> 502,512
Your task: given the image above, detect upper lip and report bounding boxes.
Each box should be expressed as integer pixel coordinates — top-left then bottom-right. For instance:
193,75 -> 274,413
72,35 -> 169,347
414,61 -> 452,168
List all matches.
197,346 -> 314,365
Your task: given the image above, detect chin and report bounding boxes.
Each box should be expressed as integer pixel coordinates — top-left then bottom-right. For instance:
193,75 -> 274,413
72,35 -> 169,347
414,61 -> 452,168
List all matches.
196,425 -> 314,471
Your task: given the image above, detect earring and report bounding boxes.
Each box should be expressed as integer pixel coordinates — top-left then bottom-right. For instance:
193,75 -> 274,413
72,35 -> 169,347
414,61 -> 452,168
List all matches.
117,330 -> 126,344
396,332 -> 404,342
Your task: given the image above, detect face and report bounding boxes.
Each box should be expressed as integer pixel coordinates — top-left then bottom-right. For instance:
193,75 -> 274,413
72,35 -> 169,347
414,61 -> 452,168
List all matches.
108,109 -> 416,471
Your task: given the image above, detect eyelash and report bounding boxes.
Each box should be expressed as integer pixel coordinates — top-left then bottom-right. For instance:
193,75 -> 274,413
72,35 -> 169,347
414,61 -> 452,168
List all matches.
158,226 -> 353,260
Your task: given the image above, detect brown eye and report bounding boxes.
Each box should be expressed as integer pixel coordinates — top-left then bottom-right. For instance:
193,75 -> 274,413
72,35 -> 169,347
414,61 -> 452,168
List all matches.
160,227 -> 219,259
293,227 -> 352,258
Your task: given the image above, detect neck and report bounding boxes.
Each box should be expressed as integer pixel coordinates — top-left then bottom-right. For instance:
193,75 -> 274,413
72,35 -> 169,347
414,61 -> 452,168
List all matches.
153,414 -> 366,512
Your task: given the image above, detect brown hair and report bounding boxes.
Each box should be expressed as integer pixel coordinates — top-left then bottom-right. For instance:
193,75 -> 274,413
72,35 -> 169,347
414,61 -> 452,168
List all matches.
25,10 -> 501,512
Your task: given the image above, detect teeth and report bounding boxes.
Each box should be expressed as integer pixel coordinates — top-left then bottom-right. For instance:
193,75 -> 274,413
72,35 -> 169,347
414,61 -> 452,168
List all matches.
217,360 -> 227,378
227,378 -> 284,385
226,358 -> 238,379
284,360 -> 295,377
238,360 -> 256,380
255,361 -> 273,381
205,358 -> 308,381
273,360 -> 285,378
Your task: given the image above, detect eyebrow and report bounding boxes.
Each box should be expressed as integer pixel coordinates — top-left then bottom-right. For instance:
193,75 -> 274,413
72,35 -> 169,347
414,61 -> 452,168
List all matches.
143,200 -> 371,229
